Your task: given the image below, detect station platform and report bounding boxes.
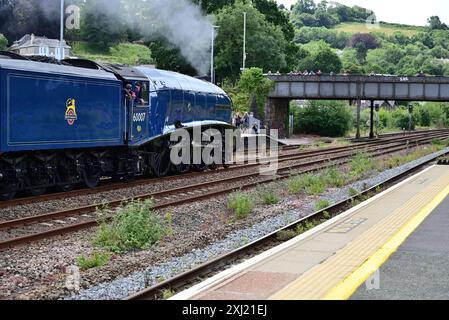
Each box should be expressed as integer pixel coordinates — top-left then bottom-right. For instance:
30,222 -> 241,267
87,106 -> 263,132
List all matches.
172,165 -> 449,300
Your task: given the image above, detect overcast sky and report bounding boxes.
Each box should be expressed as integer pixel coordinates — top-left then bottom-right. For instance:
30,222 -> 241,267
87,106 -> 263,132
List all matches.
276,0 -> 449,26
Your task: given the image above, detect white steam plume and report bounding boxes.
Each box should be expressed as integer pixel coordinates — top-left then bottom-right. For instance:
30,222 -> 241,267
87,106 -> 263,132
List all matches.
74,0 -> 215,75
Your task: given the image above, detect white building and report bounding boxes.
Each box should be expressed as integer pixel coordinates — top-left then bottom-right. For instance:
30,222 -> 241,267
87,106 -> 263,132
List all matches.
8,34 -> 71,59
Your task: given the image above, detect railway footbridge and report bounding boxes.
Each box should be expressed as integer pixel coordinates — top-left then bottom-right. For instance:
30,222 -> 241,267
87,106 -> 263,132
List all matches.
265,74 -> 449,138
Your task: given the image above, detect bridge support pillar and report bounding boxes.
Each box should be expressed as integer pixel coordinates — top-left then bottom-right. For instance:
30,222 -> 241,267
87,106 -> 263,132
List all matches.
356,99 -> 361,140
265,98 -> 290,138
370,100 -> 375,139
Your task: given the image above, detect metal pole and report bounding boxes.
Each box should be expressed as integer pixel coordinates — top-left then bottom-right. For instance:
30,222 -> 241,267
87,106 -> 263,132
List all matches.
59,0 -> 65,60
243,12 -> 246,71
369,100 -> 375,139
356,99 -> 361,140
211,26 -> 214,84
210,26 -> 219,84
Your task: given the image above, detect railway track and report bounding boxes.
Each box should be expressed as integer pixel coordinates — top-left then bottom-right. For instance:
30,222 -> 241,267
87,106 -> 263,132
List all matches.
0,131 -> 447,250
127,149 -> 449,300
0,129 -> 447,209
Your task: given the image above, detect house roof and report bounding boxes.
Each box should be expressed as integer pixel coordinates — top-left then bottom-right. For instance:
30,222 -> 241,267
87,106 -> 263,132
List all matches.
9,34 -> 71,50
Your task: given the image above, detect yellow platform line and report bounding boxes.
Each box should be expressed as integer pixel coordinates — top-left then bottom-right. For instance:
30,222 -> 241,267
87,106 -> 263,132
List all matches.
324,182 -> 449,300
270,168 -> 449,300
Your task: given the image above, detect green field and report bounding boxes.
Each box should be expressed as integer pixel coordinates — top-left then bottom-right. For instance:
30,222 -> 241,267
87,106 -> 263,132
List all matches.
71,42 -> 154,65
334,22 -> 425,37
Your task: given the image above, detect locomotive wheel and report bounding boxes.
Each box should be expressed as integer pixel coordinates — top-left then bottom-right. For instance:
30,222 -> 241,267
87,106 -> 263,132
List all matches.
27,186 -> 47,197
222,150 -> 231,169
208,163 -> 218,171
83,171 -> 101,189
0,192 -> 17,201
172,163 -> 191,175
193,162 -> 208,172
151,148 -> 171,177
58,184 -> 75,192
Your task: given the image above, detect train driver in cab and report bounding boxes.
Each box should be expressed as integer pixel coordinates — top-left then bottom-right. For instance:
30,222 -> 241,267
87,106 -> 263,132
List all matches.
124,84 -> 136,106
134,82 -> 145,105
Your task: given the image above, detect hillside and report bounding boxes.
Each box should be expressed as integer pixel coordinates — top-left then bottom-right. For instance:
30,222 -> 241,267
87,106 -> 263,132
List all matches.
333,22 -> 426,37
70,42 -> 154,66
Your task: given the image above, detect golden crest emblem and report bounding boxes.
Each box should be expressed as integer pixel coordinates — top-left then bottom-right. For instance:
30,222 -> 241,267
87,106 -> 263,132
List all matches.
65,98 -> 78,126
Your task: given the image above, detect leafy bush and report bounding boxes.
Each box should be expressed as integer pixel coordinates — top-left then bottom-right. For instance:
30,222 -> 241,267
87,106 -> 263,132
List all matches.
287,173 -> 325,195
259,188 -> 280,205
350,153 -> 377,178
378,108 -> 394,129
276,229 -> 297,241
77,252 -> 111,270
291,100 -> 354,137
94,200 -> 166,253
288,174 -> 314,194
0,34 -> 7,51
391,108 -> 419,130
323,166 -> 346,188
228,193 -> 254,219
305,177 -> 326,195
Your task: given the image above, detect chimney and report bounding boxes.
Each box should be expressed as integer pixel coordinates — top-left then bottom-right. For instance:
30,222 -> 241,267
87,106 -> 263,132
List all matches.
30,34 -> 35,45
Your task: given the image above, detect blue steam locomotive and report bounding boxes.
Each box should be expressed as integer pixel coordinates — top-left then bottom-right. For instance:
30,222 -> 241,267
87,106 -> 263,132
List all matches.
0,53 -> 233,199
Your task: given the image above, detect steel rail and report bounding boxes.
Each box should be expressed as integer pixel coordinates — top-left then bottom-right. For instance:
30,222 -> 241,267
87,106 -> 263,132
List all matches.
0,129 -> 446,209
0,134 -> 446,250
127,149 -> 449,300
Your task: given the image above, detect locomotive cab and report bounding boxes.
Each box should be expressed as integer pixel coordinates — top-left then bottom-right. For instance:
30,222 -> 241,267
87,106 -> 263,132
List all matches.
125,80 -> 151,145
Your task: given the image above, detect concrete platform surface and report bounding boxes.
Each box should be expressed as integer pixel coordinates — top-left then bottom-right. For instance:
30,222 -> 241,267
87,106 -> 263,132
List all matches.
352,195 -> 449,300
171,165 -> 449,301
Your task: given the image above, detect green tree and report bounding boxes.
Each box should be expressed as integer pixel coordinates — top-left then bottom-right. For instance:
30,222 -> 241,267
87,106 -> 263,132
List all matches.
235,67 -> 274,117
192,0 -> 233,13
348,33 -> 380,63
341,49 -> 365,74
214,0 -> 288,81
293,0 -> 316,15
253,0 -> 295,42
428,16 -> 448,30
297,41 -> 342,73
149,40 -> 196,76
80,0 -> 128,49
291,100 -> 353,137
294,27 -> 349,49
0,34 -> 7,50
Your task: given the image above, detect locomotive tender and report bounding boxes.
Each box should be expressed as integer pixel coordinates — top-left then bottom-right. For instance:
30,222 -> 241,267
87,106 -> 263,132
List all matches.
0,53 -> 233,200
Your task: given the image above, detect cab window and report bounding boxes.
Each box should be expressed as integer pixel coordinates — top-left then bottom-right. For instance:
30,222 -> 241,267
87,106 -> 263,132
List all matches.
134,81 -> 150,106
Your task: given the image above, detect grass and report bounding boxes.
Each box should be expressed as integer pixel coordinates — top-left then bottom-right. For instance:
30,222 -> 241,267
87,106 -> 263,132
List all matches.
162,289 -> 175,300
323,166 -> 346,188
383,145 -> 444,169
288,167 -> 346,196
77,252 -> 111,270
431,138 -> 449,147
348,188 -> 359,197
228,192 -> 254,219
334,22 -> 424,37
315,200 -> 331,211
276,229 -> 297,241
93,200 -> 166,253
259,188 -> 280,205
287,173 -> 325,195
71,42 -> 154,65
349,153 -> 377,179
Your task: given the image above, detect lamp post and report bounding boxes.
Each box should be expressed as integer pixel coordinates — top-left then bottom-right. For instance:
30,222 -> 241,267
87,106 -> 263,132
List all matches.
59,0 -> 65,60
242,11 -> 247,71
210,25 -> 219,84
